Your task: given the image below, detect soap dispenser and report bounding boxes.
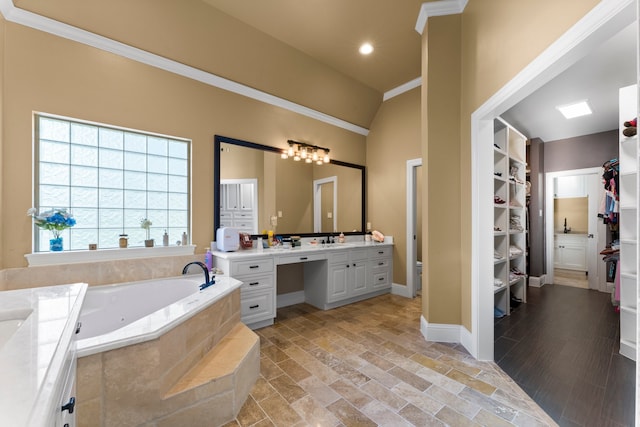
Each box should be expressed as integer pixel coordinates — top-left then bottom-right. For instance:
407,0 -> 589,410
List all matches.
205,249 -> 213,270
163,230 -> 169,246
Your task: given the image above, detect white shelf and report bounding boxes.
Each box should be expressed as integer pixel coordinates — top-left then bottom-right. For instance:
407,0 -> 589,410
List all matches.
617,83 -> 637,362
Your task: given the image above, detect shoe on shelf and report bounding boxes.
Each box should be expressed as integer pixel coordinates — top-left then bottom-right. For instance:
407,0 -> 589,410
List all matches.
624,118 -> 637,128
494,306 -> 505,318
494,195 -> 506,204
623,126 -> 637,137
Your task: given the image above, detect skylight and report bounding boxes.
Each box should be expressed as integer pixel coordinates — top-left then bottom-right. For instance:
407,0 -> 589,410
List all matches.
556,100 -> 593,119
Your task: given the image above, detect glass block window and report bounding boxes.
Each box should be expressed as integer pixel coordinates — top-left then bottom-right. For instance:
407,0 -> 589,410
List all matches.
34,114 -> 190,251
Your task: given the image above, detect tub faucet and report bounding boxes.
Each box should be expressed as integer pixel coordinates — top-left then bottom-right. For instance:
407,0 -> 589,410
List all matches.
182,261 -> 213,290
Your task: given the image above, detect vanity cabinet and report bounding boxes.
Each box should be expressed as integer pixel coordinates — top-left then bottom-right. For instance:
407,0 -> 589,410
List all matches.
212,243 -> 393,328
554,234 -> 587,271
214,256 -> 276,328
327,249 -> 368,302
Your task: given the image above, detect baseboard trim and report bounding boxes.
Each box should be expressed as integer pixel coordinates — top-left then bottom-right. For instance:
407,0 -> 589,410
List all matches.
420,316 -> 473,356
391,283 -> 413,298
529,275 -> 546,288
277,290 -> 305,308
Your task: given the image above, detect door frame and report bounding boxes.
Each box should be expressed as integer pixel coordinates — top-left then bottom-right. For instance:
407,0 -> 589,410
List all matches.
470,0 -> 637,360
544,168 -> 604,289
406,158 -> 422,298
313,176 -> 338,233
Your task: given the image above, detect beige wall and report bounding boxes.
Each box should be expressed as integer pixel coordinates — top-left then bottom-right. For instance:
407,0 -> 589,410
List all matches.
424,14 -> 462,324
16,0 -> 382,129
422,0 -> 601,329
554,197 -> 589,234
367,87 -> 421,286
0,21 -> 365,272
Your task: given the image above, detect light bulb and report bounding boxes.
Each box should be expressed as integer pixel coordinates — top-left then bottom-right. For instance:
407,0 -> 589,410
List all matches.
306,157 -> 312,163
293,152 -> 301,161
323,153 -> 330,163
301,148 -> 307,159
316,160 -> 323,165
281,151 -> 288,159
312,150 -> 319,161
287,145 -> 295,156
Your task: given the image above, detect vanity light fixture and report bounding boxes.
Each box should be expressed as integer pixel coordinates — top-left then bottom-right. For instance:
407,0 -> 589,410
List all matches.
556,100 -> 592,119
284,140 -> 330,165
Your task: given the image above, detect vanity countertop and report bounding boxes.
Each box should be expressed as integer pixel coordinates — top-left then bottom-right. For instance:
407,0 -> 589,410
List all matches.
0,283 -> 87,427
212,241 -> 393,260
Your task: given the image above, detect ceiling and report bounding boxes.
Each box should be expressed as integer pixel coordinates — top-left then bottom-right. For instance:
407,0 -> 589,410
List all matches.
201,0 -> 425,94
203,2 -> 638,142
500,22 -> 637,142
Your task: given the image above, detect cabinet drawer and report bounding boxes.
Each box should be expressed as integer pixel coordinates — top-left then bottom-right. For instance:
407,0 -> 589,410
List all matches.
233,212 -> 254,219
370,270 -> 390,290
351,249 -> 368,262
232,258 -> 274,276
330,251 -> 350,264
369,258 -> 390,269
278,252 -> 326,265
240,274 -> 274,292
241,289 -> 275,324
220,211 -> 233,219
369,246 -> 392,258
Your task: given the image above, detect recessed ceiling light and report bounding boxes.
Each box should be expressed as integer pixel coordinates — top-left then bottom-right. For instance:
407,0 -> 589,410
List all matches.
556,100 -> 593,119
359,43 -> 374,55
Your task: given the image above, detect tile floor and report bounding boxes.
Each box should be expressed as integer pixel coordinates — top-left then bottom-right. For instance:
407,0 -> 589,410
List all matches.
225,294 -> 557,426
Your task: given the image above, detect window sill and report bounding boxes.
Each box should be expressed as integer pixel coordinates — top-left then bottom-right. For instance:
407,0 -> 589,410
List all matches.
25,245 -> 197,267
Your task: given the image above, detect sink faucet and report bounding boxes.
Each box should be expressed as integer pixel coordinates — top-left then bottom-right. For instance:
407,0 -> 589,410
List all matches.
563,217 -> 571,234
182,261 -> 214,290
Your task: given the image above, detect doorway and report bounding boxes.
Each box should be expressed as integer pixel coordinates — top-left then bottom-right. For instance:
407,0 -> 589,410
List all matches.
471,0 -> 638,360
406,158 -> 422,298
313,176 -> 337,233
545,168 -> 607,291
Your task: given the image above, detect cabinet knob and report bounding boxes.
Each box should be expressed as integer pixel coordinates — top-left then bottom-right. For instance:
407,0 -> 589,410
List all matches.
75,322 -> 82,334
61,397 -> 76,414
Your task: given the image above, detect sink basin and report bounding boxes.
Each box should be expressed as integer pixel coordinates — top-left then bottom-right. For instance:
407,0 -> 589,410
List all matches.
0,308 -> 33,351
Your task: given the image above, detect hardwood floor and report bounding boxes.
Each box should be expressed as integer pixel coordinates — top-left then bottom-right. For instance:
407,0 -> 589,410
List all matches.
494,284 -> 636,426
553,269 -> 589,289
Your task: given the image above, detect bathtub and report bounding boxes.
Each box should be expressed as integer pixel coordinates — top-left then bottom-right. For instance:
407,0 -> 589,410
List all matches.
76,274 -> 242,357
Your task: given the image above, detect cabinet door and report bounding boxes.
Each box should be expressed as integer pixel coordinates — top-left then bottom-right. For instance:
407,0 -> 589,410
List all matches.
351,261 -> 368,296
328,264 -> 349,302
239,183 -> 255,210
225,184 -> 240,210
562,244 -> 587,270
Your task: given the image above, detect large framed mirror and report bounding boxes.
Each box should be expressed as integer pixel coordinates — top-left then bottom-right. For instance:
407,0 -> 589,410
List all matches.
214,135 -> 365,236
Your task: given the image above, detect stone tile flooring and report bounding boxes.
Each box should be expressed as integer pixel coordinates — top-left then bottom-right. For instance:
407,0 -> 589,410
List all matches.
224,294 -> 556,427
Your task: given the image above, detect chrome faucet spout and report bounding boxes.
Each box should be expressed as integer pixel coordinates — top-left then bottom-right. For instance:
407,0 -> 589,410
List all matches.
182,261 -> 213,290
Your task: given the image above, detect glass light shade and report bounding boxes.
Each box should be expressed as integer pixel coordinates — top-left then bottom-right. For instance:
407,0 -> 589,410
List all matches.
287,145 -> 295,156
301,148 -> 307,159
312,150 -> 319,161
316,160 -> 323,165
281,151 -> 288,159
323,153 -> 330,163
305,158 -> 312,163
293,153 -> 301,161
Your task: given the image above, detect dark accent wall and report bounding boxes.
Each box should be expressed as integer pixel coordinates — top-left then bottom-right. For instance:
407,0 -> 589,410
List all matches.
543,130 -> 619,172
528,138 -> 545,277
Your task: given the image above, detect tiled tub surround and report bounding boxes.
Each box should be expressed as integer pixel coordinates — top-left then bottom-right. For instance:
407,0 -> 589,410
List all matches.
75,276 -> 260,426
0,283 -> 87,426
0,253 -> 201,292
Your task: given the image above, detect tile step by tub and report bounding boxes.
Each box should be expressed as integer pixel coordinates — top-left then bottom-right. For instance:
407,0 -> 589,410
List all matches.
164,322 -> 260,407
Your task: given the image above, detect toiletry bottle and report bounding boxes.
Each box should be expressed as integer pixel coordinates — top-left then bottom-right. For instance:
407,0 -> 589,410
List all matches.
119,234 -> 128,248
267,230 -> 274,246
205,249 -> 213,270
181,232 -> 188,246
163,230 -> 169,246
338,232 -> 345,244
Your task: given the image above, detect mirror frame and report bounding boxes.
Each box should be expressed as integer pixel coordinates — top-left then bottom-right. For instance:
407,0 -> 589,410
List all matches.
214,134 -> 366,237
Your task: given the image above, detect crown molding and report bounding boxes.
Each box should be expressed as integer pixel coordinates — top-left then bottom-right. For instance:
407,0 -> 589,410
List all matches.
415,0 -> 469,35
0,0 -> 370,136
383,77 -> 421,101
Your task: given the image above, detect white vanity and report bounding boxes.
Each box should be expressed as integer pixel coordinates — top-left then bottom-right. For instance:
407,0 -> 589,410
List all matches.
554,233 -> 588,271
212,242 -> 393,329
0,283 -> 87,427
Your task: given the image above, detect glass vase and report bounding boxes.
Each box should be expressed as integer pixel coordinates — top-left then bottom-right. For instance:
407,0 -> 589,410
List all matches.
50,237 -> 63,252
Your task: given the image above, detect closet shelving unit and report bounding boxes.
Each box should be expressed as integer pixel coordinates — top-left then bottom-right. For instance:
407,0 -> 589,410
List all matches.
618,83 -> 637,361
494,118 -> 528,316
